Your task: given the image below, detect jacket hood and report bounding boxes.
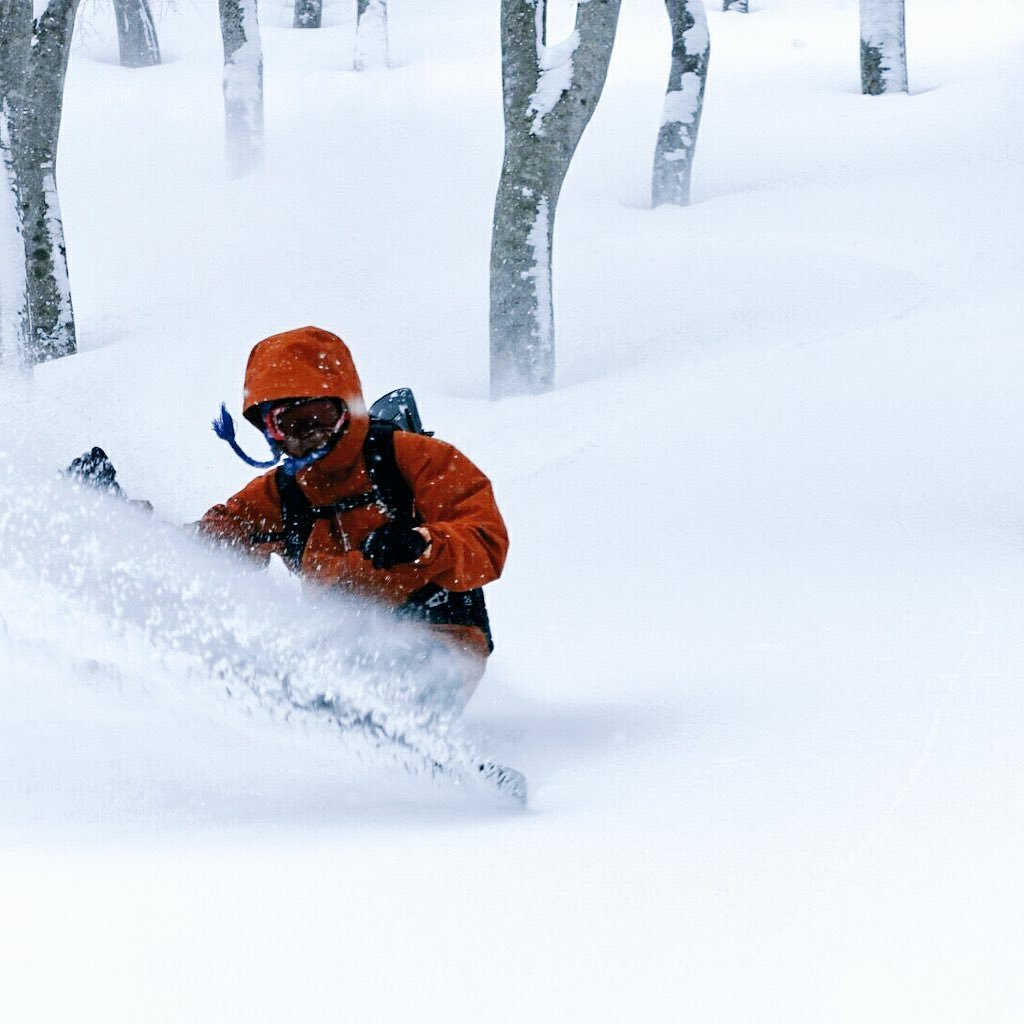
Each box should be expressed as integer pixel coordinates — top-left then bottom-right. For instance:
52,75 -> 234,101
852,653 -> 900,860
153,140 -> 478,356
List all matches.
241,326 -> 369,478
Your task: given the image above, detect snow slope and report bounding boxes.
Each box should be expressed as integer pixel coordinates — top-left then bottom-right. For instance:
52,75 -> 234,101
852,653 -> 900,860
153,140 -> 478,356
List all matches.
2,1 -> 1024,1021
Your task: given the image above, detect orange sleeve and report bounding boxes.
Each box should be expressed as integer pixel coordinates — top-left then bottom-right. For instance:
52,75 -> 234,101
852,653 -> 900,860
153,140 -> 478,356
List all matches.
392,432 -> 509,592
195,472 -> 282,568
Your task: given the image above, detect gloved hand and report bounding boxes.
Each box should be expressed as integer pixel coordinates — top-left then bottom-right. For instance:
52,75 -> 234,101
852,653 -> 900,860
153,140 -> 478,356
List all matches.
66,447 -> 122,495
65,447 -> 153,512
361,522 -> 429,570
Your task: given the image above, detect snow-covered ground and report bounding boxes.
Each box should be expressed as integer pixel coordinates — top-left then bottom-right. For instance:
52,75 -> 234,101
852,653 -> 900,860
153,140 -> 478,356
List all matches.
2,1 -> 1024,1020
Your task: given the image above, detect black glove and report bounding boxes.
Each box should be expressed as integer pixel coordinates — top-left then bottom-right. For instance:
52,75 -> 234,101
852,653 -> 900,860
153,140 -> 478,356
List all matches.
65,447 -> 122,496
361,522 -> 428,570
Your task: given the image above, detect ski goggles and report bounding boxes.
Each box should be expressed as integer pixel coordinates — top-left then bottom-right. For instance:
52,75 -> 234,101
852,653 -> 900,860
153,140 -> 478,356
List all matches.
262,397 -> 348,441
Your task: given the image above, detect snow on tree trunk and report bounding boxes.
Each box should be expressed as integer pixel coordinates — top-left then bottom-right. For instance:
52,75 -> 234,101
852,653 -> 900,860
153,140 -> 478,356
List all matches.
219,0 -> 264,178
354,0 -> 389,71
0,0 -> 80,368
0,129 -> 26,374
722,0 -> 747,12
113,0 -> 161,69
652,0 -> 709,208
0,3 -> 30,374
293,0 -> 322,29
490,0 -> 622,398
20,1 -> 78,365
860,0 -> 907,95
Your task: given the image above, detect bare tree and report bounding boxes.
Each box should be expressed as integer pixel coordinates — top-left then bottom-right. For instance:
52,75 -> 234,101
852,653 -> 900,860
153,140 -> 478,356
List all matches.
113,0 -> 160,68
218,0 -> 264,178
0,2 -> 29,371
860,0 -> 907,94
0,0 -> 80,369
293,0 -> 322,29
490,0 -> 622,398
652,0 -> 709,208
354,0 -> 389,71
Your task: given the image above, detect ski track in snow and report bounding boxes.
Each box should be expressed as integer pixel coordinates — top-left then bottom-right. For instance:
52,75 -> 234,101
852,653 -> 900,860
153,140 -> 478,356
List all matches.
828,481 -> 990,885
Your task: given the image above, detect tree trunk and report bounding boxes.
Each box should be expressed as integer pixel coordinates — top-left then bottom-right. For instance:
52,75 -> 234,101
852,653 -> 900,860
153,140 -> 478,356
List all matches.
652,0 -> 709,208
0,157 -> 25,373
490,0 -> 622,398
860,0 -> 907,95
0,1 -> 31,373
0,129 -> 26,373
293,0 -> 322,29
219,0 -> 264,178
354,0 -> 389,71
722,1 -> 747,12
0,0 -> 80,369
113,0 -> 161,68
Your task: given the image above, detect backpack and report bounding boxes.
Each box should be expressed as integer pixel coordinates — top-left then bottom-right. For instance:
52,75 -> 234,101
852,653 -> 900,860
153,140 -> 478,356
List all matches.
258,389 -> 493,651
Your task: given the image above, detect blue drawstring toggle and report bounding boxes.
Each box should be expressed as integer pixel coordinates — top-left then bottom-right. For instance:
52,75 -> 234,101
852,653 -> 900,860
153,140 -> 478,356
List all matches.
212,403 -> 280,469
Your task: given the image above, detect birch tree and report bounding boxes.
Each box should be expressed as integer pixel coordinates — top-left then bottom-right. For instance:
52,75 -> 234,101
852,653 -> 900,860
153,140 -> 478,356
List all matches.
860,0 -> 907,95
0,2 -> 28,372
354,0 -> 389,71
219,0 -> 264,178
652,0 -> 709,208
113,0 -> 160,68
293,0 -> 321,29
490,0 -> 622,398
0,0 -> 80,369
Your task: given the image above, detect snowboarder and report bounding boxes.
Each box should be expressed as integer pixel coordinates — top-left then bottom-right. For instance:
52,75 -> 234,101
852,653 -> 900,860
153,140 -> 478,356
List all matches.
198,326 -> 509,709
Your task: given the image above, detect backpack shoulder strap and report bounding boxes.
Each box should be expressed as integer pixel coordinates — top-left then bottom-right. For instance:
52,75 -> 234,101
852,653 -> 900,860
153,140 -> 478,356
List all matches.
274,466 -> 317,571
364,419 -> 417,525
253,460 -> 380,571
253,423 -> 410,570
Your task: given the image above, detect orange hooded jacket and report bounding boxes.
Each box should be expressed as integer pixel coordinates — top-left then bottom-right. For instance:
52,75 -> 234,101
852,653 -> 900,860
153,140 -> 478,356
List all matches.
198,327 -> 509,659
